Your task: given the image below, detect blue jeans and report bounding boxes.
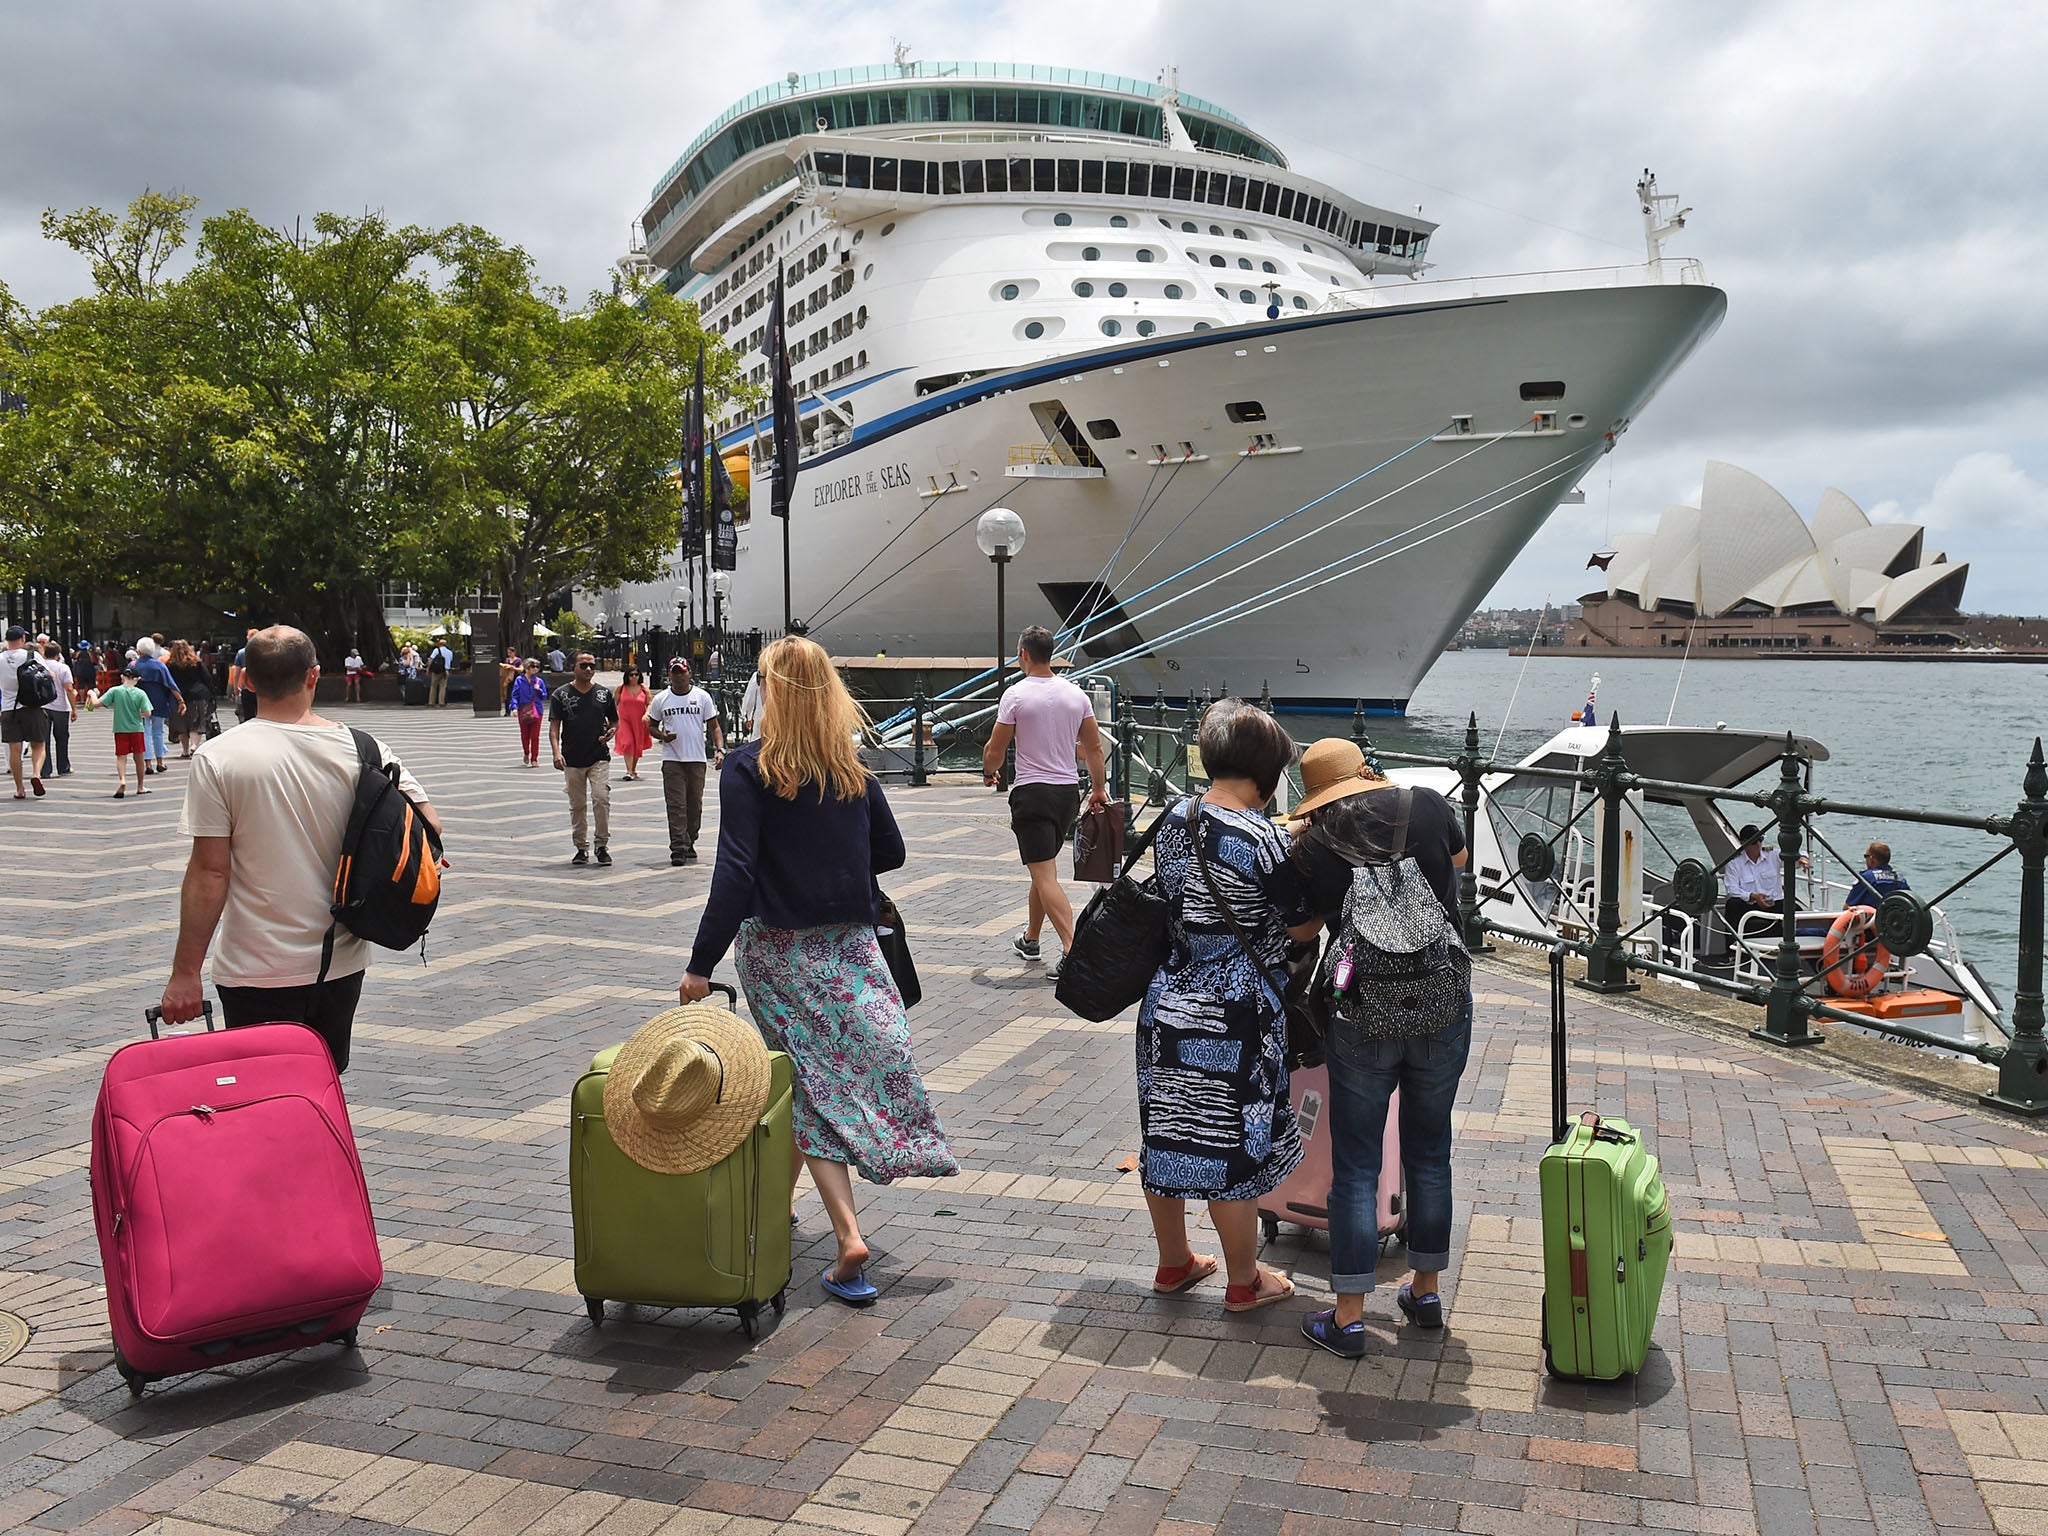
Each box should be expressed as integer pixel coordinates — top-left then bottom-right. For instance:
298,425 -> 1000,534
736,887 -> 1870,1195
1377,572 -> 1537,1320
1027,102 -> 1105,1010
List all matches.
144,714 -> 169,761
1324,991 -> 1473,1293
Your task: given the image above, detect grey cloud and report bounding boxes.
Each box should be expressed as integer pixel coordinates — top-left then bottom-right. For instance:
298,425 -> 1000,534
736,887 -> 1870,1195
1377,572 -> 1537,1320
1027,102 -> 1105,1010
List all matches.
4,0 -> 2042,611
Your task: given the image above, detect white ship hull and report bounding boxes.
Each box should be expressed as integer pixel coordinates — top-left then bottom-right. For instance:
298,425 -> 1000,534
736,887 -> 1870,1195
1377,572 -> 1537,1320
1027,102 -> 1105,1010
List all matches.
719,281 -> 1723,707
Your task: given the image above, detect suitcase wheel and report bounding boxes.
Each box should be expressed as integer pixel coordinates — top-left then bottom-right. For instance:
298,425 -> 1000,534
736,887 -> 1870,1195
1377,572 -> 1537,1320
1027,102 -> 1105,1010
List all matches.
737,1301 -> 761,1342
1259,1212 -> 1279,1244
770,1288 -> 787,1319
112,1344 -> 151,1398
584,1297 -> 605,1326
1539,1313 -> 1565,1380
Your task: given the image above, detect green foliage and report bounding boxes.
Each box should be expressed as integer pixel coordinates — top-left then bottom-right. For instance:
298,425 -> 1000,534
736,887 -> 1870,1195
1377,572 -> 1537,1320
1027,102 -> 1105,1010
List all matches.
388,623 -> 438,654
550,608 -> 592,642
0,194 -> 752,664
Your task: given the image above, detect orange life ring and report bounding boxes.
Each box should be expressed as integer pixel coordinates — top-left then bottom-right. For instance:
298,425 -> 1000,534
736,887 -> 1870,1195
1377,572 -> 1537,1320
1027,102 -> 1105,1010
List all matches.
1822,907 -> 1891,998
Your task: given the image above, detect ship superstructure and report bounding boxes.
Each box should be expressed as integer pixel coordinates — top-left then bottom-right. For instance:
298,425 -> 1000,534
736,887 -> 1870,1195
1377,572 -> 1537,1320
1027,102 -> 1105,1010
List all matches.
614,60 -> 1726,708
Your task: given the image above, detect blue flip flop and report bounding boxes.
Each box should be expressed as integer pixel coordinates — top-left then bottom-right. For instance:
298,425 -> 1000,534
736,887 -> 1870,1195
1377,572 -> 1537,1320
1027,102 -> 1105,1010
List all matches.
821,1265 -> 879,1307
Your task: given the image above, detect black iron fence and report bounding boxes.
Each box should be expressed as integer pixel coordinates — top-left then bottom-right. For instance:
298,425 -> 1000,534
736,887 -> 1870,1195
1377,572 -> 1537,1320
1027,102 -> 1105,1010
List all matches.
1103,696 -> 2047,1117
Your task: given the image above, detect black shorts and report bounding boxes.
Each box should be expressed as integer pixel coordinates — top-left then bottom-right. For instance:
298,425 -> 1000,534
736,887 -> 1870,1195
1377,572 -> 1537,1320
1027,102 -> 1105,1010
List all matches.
1010,782 -> 1081,866
2,706 -> 50,745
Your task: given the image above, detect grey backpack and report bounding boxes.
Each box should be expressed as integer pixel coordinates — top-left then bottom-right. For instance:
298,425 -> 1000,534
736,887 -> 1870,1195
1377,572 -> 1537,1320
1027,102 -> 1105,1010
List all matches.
1327,790 -> 1470,1039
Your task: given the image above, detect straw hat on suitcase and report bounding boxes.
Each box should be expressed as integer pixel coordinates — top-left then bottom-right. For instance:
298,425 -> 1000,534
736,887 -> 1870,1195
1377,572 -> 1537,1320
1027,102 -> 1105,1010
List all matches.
604,1004 -> 771,1175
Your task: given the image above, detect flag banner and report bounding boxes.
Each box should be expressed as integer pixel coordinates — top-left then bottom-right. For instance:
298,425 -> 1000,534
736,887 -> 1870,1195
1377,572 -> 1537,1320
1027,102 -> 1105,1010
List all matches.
767,263 -> 799,520
681,344 -> 706,556
711,445 -> 738,572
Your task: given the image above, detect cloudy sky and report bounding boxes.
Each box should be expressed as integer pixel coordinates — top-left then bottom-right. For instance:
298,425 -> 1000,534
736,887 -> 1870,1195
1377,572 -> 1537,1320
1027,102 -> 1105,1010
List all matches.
5,0 -> 2044,612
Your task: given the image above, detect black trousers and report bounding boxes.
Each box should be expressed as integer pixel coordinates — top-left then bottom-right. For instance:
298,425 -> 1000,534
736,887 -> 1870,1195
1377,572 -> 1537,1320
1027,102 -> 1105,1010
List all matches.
47,711 -> 70,774
217,972 -> 366,1072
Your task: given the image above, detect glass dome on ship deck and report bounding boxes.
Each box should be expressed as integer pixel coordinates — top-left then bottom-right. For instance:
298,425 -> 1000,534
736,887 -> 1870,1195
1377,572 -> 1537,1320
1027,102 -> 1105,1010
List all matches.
647,62 -> 1283,225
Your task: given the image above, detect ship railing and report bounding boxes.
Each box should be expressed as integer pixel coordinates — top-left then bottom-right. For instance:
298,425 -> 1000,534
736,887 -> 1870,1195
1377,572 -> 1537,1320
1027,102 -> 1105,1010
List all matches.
1321,257 -> 1710,310
1008,441 -> 1091,470
1102,692 -> 2048,1115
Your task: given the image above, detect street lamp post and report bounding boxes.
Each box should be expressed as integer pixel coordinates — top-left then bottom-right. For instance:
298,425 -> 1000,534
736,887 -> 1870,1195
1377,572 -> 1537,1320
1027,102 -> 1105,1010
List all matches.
975,508 -> 1027,689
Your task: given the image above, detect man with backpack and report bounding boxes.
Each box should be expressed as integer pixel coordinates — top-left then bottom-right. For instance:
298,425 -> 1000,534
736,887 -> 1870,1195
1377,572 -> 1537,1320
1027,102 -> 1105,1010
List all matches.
157,626 -> 446,1071
3,624 -> 55,798
426,636 -> 455,707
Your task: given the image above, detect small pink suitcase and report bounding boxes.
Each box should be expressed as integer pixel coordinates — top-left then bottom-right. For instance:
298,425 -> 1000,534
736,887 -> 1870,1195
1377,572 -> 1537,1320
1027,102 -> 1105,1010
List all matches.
1259,1067 -> 1403,1245
91,1009 -> 383,1396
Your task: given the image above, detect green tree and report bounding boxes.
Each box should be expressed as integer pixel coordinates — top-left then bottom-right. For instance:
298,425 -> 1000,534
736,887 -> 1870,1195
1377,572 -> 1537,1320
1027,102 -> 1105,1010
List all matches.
0,195 -> 746,664
409,227 -> 747,656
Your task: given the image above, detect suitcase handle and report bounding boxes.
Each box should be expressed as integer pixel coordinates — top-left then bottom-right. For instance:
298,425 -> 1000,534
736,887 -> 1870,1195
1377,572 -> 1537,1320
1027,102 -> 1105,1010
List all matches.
707,982 -> 737,1009
1550,947 -> 1569,1144
144,1001 -> 217,1040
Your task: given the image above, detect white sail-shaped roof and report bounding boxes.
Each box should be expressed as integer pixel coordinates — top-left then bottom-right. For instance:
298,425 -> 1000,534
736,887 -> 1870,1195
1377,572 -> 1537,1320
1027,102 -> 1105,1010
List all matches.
1811,487 -> 1871,547
1695,462 -> 1817,615
1871,562 -> 1971,623
1642,505 -> 1702,610
1823,524 -> 1922,608
1600,465 -> 1967,622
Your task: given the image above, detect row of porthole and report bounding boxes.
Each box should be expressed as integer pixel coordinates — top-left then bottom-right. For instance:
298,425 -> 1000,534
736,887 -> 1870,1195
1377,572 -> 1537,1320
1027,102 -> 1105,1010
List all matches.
1016,318 -> 1217,341
1199,253 -> 1282,273
1052,212 -> 1131,229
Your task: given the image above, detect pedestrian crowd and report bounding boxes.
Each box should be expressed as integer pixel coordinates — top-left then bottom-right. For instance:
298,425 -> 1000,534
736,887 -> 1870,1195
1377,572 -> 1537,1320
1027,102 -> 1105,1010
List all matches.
25,613 -> 1476,1360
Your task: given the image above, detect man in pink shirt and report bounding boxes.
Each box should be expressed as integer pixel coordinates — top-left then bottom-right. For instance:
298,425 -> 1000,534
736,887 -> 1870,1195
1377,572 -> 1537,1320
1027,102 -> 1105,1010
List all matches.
983,626 -> 1109,978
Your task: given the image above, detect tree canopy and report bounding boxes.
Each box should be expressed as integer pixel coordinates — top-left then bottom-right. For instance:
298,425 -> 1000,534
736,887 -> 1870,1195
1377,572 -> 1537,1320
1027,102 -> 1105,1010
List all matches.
0,193 -> 747,659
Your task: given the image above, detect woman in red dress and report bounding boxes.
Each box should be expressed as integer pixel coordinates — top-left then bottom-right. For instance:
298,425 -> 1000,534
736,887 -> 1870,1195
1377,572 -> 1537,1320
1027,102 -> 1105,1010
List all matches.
615,668 -> 653,780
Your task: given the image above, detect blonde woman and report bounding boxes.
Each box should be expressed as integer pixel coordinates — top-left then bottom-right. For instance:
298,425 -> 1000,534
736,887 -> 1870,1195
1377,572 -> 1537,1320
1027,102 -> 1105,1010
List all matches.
679,636 -> 954,1306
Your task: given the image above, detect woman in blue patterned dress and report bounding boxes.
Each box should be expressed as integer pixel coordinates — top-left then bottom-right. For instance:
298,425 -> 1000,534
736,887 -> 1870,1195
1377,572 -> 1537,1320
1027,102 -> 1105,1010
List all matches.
1138,699 -> 1324,1311
681,636 -> 955,1307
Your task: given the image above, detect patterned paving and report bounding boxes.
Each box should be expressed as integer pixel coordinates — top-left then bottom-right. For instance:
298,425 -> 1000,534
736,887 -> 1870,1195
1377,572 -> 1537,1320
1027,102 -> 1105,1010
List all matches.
4,703 -> 2048,1534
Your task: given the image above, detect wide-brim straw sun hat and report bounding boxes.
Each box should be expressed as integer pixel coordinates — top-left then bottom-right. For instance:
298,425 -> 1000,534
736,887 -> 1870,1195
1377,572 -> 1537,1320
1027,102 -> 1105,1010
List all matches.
603,1004 -> 771,1175
1288,737 -> 1390,821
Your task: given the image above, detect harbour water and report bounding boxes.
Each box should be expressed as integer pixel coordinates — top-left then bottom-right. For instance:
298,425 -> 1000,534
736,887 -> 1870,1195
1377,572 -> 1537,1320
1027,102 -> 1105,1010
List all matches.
1297,649 -> 2048,1018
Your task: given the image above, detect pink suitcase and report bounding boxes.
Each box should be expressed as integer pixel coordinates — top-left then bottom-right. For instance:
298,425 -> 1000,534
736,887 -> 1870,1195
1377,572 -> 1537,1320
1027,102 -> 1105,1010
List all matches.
91,1009 -> 383,1396
1259,1067 -> 1403,1244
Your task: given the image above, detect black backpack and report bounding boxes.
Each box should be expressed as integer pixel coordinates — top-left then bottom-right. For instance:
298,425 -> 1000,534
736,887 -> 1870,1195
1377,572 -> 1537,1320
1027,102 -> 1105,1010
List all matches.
16,653 -> 57,708
1324,789 -> 1470,1039
319,728 -> 443,982
427,648 -> 448,675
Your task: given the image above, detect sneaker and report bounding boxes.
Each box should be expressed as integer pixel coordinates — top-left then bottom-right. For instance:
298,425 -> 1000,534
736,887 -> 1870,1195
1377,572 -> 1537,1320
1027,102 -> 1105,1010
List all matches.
1300,1308 -> 1367,1359
671,854 -> 689,867
595,846 -> 611,866
1013,933 -> 1042,962
571,849 -> 589,865
1397,1282 -> 1444,1330
1046,960 -> 1063,984
682,849 -> 698,863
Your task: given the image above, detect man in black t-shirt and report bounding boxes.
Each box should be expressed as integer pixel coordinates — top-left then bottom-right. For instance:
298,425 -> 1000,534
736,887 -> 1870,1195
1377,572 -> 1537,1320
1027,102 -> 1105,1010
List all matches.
548,654 -> 618,865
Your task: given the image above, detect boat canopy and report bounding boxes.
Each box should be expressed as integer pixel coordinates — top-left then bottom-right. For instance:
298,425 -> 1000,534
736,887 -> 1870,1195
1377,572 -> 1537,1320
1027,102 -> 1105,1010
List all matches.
1517,725 -> 1828,802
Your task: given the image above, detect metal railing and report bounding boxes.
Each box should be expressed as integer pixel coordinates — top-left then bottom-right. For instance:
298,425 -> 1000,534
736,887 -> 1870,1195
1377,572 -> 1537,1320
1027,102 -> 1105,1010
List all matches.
1108,697 -> 2048,1116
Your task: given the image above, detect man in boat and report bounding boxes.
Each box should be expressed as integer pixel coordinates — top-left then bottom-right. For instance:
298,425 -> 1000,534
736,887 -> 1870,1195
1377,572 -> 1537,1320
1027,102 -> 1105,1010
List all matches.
1848,842 -> 1910,911
1722,824 -> 1784,956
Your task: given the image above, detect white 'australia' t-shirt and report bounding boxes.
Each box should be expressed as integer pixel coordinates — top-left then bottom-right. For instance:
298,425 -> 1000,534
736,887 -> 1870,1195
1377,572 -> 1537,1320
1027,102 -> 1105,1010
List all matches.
179,719 -> 425,987
648,686 -> 719,764
0,647 -> 27,710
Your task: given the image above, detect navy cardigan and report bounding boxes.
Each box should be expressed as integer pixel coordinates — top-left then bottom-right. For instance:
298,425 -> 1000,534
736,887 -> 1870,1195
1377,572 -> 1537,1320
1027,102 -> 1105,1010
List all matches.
687,741 -> 907,978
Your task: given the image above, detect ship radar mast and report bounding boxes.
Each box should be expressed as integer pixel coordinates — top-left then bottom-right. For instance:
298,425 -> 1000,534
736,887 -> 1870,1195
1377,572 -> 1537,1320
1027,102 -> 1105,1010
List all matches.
1156,66 -> 1196,152
1636,170 -> 1692,267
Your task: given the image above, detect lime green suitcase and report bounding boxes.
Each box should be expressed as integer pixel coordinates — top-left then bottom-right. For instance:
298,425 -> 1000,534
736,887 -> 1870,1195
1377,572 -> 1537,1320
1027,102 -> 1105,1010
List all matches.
1539,949 -> 1672,1380
570,1025 -> 794,1340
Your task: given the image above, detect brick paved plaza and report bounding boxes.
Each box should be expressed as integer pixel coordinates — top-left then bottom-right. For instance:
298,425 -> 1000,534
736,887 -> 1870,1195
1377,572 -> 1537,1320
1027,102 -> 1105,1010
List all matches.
5,703 -> 2048,1536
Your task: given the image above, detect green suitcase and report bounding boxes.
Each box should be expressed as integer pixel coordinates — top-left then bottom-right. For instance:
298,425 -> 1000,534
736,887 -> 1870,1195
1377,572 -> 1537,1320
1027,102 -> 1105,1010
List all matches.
1539,948 -> 1672,1380
570,1013 -> 794,1340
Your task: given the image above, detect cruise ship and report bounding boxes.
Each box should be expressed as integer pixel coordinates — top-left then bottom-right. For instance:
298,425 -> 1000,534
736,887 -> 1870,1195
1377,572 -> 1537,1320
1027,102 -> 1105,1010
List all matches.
619,60 -> 1726,709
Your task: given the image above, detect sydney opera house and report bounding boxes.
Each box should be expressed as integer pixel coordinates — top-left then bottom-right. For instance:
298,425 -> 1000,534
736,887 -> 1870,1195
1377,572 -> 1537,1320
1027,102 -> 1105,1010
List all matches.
1568,462 -> 1971,651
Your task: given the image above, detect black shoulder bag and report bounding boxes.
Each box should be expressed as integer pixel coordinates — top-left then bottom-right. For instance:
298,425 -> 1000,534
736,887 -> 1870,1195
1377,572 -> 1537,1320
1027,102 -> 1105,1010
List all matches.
1054,799 -> 1187,1022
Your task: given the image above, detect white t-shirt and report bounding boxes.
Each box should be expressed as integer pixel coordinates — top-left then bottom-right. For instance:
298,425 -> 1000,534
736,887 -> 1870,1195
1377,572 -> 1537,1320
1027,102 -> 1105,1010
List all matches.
996,673 -> 1093,787
179,719 -> 425,987
739,675 -> 763,740
0,646 -> 28,710
648,686 -> 719,764
42,658 -> 74,713
345,651 -> 364,675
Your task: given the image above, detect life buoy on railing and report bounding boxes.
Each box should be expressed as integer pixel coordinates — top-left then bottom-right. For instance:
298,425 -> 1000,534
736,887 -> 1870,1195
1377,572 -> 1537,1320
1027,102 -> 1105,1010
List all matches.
1822,907 -> 1891,998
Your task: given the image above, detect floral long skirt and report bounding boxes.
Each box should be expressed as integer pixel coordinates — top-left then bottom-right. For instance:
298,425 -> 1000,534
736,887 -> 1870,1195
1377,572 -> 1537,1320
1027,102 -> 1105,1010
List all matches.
735,919 -> 956,1185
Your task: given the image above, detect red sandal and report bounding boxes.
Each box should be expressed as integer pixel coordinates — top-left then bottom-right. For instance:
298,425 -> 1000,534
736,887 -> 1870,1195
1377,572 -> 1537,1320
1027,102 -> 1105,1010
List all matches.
1152,1255 -> 1219,1294
1223,1269 -> 1296,1313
